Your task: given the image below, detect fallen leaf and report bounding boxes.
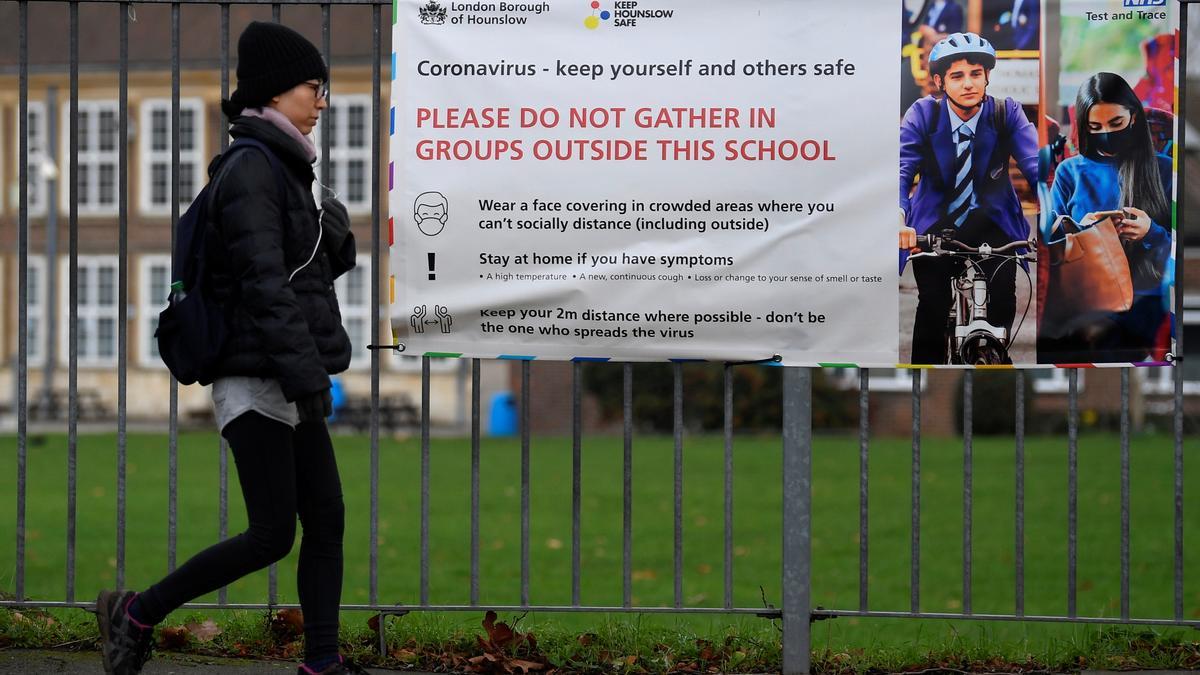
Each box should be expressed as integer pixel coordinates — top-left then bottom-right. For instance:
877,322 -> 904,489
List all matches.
391,648 -> 420,664
270,609 -> 305,643
511,658 -> 546,672
158,626 -> 189,650
184,619 -> 221,643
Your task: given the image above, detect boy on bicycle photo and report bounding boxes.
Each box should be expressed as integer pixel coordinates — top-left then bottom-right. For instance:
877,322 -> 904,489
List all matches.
898,32 -> 1039,364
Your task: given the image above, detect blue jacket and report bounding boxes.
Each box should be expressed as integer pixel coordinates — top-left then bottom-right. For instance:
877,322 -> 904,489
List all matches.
921,1 -> 964,34
1050,152 -> 1173,296
899,94 -> 1039,270
1011,0 -> 1039,50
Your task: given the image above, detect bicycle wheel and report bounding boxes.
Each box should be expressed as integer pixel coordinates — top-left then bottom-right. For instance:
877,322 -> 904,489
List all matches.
958,332 -> 1010,365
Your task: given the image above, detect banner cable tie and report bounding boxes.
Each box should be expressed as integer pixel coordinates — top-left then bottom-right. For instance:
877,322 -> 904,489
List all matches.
726,354 -> 783,367
366,343 -> 408,353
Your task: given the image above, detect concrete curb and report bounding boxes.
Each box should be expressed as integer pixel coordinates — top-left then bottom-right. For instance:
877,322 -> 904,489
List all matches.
0,649 -> 405,673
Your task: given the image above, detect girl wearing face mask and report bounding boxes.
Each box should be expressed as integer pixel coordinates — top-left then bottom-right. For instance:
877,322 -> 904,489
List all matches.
1044,71 -> 1173,363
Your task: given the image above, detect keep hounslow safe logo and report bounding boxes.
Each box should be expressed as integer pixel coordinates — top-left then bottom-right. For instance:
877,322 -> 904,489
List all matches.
585,1 -> 676,30
584,1 -> 611,29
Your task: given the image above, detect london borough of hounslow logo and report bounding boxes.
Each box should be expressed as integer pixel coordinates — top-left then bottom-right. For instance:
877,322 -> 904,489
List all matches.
419,0 -> 448,25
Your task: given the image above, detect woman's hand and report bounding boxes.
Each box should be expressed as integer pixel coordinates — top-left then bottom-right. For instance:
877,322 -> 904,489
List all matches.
320,198 -> 351,250
1117,207 -> 1152,242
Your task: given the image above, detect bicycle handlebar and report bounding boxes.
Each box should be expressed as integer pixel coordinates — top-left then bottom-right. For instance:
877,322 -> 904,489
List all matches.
913,232 -> 1034,256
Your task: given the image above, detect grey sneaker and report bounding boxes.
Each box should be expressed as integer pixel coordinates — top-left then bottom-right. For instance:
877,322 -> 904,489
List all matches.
95,589 -> 154,674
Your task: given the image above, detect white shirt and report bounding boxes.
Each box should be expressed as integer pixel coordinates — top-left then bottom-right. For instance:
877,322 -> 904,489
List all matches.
212,376 -> 300,432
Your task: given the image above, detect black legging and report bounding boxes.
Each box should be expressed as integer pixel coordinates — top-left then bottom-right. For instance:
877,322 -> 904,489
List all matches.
910,210 -> 1019,364
136,412 -> 345,661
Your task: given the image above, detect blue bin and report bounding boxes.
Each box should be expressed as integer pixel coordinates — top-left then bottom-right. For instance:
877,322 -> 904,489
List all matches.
328,377 -> 347,422
488,391 -> 518,436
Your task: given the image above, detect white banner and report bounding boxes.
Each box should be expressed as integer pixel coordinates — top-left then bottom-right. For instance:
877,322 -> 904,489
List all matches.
389,0 -> 899,365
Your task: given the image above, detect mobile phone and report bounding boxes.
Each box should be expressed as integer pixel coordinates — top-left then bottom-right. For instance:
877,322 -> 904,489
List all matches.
1087,209 -> 1126,222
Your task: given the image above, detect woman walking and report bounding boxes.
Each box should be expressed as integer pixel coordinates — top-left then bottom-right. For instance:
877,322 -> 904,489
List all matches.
95,21 -> 364,675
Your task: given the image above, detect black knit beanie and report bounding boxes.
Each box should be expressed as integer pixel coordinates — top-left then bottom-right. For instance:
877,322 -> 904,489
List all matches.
223,21 -> 327,118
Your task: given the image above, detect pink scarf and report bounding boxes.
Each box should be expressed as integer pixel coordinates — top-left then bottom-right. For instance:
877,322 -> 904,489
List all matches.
240,106 -> 317,164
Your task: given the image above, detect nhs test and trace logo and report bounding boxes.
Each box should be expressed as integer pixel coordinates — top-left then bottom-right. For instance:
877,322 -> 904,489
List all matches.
1122,0 -> 1166,7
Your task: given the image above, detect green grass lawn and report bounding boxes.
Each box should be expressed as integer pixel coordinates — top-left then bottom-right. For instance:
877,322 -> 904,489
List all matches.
1,430 -> 1198,660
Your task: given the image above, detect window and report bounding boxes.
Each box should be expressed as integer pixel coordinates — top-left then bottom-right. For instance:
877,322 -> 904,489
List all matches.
60,101 -> 120,215
139,99 -> 205,214
1029,368 -> 1078,394
138,255 -> 172,368
335,262 -> 372,370
18,102 -> 50,216
313,95 -> 372,214
20,256 -> 48,367
826,367 -> 924,392
60,256 -> 120,366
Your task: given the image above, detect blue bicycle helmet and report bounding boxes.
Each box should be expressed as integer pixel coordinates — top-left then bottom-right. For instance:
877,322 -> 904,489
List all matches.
929,32 -> 997,75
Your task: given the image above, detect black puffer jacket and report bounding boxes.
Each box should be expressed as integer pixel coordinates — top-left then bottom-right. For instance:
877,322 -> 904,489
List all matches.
204,116 -> 356,401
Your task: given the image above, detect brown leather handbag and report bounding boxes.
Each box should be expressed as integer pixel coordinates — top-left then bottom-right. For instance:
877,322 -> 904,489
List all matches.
1043,215 -> 1133,331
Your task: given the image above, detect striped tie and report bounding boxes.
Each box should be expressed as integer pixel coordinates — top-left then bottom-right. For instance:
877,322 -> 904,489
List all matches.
947,126 -> 974,227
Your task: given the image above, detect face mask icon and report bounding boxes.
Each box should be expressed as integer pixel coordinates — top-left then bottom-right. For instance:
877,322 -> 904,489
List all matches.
414,191 -> 448,236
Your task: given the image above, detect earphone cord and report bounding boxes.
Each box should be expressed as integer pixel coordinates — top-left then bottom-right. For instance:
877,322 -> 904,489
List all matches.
288,181 -> 337,282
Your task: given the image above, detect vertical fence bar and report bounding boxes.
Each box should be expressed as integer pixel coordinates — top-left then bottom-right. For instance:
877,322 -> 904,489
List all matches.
723,364 -> 734,611
1120,368 -> 1131,621
572,362 -> 582,606
321,3 -> 331,189
273,3 -> 281,22
470,359 -> 481,606
673,362 -> 684,608
622,363 -> 633,609
43,80 -> 58,482
116,0 -> 130,590
1174,354 -> 1184,623
218,1 -> 230,607
15,0 -> 28,605
1173,0 -> 1187,625
781,367 -> 811,675
910,369 -> 921,614
1067,368 -> 1079,617
420,357 -> 431,606
963,371 -> 973,615
859,369 -> 870,613
370,0 -> 383,609
66,0 -> 79,605
1015,370 -> 1025,617
520,361 -> 531,606
166,0 -> 180,576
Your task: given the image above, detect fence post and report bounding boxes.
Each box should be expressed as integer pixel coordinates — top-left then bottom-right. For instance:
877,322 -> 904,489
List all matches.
782,366 -> 812,675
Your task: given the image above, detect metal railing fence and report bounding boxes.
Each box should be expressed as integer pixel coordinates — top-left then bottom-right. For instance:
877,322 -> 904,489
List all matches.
2,3 -> 1197,675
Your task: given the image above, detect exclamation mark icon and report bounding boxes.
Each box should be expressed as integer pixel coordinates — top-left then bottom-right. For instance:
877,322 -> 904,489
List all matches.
428,253 -> 436,281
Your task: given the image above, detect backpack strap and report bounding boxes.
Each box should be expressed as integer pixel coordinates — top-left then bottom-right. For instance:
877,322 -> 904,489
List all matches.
198,138 -> 290,281
213,138 -> 289,216
986,95 -> 1012,181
